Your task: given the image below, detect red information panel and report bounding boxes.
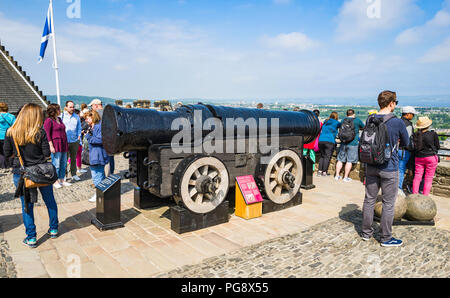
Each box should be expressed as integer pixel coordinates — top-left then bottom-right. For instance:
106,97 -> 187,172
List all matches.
236,175 -> 264,205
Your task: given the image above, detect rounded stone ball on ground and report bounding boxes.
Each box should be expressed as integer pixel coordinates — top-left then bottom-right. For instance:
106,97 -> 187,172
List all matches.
405,194 -> 437,222
374,194 -> 407,221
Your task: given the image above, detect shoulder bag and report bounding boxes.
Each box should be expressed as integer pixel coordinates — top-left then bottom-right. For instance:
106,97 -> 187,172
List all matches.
13,138 -> 58,189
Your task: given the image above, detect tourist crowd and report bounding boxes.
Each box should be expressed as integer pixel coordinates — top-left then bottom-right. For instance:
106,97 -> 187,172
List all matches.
306,91 -> 441,247
0,99 -> 110,247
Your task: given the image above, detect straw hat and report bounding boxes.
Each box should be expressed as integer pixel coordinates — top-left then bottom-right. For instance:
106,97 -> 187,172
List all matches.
416,116 -> 433,129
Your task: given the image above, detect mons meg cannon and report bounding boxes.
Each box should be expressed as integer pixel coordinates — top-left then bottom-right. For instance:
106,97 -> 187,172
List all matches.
102,104 -> 320,214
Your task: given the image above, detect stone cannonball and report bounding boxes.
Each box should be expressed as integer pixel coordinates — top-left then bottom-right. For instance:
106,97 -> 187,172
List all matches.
374,194 -> 407,221
405,194 -> 437,222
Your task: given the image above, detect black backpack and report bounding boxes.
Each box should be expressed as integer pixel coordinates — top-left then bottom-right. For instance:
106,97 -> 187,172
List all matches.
338,118 -> 356,144
359,114 -> 396,165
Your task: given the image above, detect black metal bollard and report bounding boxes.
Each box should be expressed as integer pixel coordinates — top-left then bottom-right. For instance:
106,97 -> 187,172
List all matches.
91,174 -> 124,231
301,150 -> 316,190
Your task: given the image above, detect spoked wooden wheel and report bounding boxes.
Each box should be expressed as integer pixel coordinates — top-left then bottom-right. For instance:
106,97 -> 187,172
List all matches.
173,156 -> 230,214
263,150 -> 303,204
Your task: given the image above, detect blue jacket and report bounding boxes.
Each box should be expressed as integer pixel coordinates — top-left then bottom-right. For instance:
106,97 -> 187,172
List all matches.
0,113 -> 16,140
86,123 -> 109,166
319,118 -> 341,144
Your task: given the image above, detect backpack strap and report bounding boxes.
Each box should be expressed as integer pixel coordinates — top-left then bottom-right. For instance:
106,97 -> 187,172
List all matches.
382,114 -> 396,124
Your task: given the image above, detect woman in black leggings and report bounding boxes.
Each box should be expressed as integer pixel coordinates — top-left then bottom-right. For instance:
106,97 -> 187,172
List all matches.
317,112 -> 341,176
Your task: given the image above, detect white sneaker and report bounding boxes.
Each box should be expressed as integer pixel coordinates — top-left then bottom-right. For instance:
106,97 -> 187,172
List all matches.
89,195 -> 96,203
62,181 -> 72,187
78,169 -> 88,174
343,178 -> 352,183
72,175 -> 81,182
335,176 -> 342,181
54,182 -> 62,189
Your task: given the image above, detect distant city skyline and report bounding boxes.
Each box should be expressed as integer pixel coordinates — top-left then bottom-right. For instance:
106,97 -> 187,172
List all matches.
1,0 -> 450,102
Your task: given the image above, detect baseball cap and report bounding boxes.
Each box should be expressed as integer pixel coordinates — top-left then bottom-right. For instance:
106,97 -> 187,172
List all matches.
88,99 -> 102,107
401,106 -> 417,115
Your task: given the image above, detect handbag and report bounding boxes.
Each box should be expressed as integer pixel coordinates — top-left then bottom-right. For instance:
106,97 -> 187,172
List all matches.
13,138 -> 58,189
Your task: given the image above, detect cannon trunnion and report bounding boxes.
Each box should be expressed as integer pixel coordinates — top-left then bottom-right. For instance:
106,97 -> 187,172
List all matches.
103,104 -> 320,214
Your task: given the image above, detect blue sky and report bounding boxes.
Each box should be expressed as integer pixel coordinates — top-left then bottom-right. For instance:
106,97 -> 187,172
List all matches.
1,0 -> 450,102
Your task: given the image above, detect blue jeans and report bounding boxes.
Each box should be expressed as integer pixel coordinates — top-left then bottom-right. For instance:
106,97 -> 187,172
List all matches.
13,174 -> 59,240
398,149 -> 411,189
90,165 -> 106,187
51,152 -> 68,180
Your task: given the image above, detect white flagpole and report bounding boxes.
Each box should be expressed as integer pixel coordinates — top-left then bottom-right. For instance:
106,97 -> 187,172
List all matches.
49,0 -> 61,107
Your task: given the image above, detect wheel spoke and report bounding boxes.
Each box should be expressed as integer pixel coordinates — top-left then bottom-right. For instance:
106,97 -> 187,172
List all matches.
270,180 -> 278,190
208,171 -> 219,179
202,165 -> 209,176
195,193 -> 204,204
189,179 -> 196,186
285,162 -> 293,171
280,157 -> 286,169
189,187 -> 198,198
194,169 -> 201,178
275,185 -> 282,197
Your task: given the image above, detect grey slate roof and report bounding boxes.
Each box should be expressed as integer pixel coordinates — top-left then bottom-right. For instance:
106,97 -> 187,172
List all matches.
0,41 -> 49,115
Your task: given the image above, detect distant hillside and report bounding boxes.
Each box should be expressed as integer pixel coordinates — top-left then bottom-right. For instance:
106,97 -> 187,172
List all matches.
45,94 -> 450,108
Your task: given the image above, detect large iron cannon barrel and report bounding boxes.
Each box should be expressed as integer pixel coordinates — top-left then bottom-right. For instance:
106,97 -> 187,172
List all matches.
102,104 -> 321,155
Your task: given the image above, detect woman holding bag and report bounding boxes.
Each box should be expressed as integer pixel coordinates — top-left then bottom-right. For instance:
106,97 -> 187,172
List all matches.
3,103 -> 59,248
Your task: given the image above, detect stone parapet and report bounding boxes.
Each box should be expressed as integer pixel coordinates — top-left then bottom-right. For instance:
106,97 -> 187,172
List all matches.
314,151 -> 450,198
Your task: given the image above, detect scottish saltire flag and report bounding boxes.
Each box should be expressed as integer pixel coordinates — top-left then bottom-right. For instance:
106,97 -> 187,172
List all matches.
38,4 -> 52,63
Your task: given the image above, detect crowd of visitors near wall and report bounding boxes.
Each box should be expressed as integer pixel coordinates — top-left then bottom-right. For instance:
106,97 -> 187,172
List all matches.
0,99 -> 110,248
302,91 -> 441,247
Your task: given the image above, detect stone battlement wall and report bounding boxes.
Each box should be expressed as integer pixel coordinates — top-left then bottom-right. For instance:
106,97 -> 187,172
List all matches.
313,151 -> 450,198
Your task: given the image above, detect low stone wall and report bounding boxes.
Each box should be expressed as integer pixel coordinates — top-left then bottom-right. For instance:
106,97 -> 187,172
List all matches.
313,151 -> 450,198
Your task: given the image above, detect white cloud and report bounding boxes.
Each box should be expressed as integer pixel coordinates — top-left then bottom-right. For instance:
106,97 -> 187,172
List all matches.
396,1 -> 450,45
419,37 -> 450,63
261,32 -> 319,52
335,0 -> 421,42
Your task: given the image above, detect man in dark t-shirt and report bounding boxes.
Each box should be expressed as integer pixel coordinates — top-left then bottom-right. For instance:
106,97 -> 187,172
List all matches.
361,91 -> 409,248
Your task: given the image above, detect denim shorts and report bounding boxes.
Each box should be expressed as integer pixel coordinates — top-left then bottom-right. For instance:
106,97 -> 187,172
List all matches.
337,144 -> 359,164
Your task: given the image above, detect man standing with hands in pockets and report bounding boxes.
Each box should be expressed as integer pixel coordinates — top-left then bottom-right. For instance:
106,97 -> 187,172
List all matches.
62,100 -> 82,182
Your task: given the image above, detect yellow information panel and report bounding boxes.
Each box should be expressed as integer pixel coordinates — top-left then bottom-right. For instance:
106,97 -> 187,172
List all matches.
235,175 -> 263,220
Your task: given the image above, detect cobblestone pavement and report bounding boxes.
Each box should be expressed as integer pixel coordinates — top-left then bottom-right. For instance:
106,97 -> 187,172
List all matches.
158,209 -> 450,278
0,227 -> 17,278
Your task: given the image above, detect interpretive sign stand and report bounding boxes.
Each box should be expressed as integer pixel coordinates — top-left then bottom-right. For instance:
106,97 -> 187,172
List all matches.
301,151 -> 316,190
91,174 -> 124,231
235,175 -> 263,220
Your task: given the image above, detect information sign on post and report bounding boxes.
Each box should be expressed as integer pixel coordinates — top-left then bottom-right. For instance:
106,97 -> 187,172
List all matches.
91,174 -> 124,231
235,175 -> 263,220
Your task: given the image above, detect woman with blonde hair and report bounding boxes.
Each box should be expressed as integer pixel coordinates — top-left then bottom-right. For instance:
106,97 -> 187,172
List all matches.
3,103 -> 59,248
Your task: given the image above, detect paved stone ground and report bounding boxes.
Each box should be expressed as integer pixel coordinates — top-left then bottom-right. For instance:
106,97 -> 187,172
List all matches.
158,209 -> 450,278
0,227 -> 17,278
1,155 -> 449,278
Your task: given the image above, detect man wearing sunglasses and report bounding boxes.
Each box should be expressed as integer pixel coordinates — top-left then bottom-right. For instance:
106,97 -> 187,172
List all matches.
361,91 -> 410,248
